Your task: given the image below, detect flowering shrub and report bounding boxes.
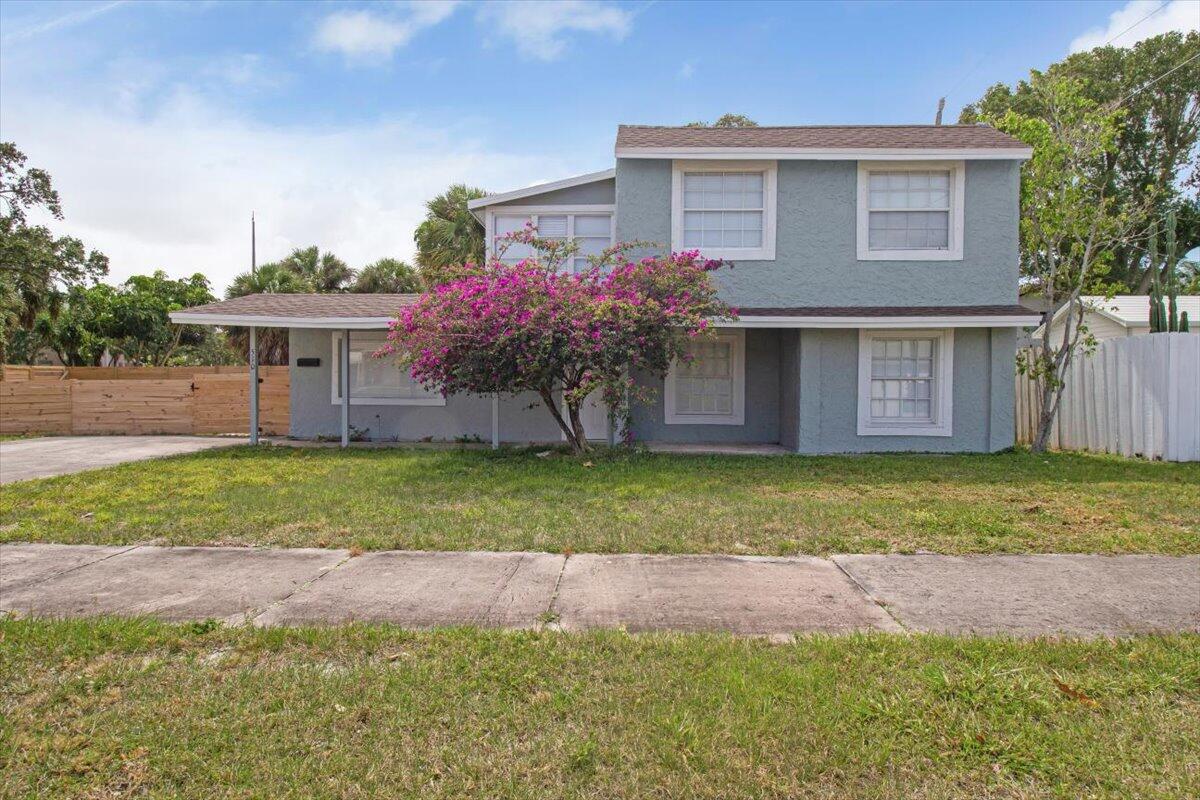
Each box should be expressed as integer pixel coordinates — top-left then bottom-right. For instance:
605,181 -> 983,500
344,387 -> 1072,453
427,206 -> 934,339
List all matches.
380,227 -> 735,453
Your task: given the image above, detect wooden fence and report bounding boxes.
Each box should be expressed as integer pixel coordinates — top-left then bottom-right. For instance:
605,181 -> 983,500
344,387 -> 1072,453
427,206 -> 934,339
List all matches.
0,365 -> 288,436
1016,333 -> 1199,462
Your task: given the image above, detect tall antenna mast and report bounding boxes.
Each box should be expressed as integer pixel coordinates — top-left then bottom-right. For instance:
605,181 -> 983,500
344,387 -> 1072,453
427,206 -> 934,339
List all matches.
251,212 -> 257,276
934,97 -> 945,125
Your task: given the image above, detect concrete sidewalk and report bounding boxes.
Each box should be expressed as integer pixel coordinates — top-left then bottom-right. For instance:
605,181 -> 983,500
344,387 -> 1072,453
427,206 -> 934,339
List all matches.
1,543 -> 1196,637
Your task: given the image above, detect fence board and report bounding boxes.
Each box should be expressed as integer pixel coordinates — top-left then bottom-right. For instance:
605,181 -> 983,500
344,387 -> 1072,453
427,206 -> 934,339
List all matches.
193,372 -> 289,436
1016,333 -> 1198,461
0,365 -> 290,436
0,382 -> 72,433
70,380 -> 195,435
0,365 -> 67,382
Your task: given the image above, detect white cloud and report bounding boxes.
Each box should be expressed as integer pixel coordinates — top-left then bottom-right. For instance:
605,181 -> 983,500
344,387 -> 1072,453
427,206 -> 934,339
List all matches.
678,59 -> 695,79
476,0 -> 632,61
1069,0 -> 1199,53
2,88 -> 586,292
313,1 -> 460,61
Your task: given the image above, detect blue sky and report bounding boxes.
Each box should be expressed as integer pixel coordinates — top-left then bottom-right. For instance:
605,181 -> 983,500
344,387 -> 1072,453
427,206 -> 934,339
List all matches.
2,0 -> 1197,290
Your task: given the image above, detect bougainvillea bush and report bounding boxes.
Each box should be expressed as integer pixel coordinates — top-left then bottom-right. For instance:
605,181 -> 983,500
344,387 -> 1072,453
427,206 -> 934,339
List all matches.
380,227 -> 734,453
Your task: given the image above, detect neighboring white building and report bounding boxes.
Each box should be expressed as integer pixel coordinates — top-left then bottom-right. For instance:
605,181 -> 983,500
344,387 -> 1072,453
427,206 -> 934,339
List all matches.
1035,295 -> 1200,343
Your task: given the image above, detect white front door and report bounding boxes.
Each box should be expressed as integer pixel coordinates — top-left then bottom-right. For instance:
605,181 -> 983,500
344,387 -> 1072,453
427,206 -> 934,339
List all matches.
562,390 -> 610,441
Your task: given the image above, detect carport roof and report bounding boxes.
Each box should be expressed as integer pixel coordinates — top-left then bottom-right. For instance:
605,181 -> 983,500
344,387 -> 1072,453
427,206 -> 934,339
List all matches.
170,293 -> 417,329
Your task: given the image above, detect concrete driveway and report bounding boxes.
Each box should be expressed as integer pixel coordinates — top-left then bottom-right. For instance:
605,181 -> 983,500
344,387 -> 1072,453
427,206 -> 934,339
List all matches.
0,435 -> 247,484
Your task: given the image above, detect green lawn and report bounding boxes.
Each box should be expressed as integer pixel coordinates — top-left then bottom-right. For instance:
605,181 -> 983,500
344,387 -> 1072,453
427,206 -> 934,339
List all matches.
2,445 -> 1197,554
1,618 -> 1196,799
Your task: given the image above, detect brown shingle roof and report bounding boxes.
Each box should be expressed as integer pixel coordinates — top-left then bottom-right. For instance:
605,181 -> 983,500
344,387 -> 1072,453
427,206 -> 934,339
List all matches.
182,293 -> 418,319
616,124 -> 1027,151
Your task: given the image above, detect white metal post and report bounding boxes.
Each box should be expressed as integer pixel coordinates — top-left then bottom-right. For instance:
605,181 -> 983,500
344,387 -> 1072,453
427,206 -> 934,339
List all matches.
340,329 -> 350,448
491,393 -> 499,449
248,326 -> 259,445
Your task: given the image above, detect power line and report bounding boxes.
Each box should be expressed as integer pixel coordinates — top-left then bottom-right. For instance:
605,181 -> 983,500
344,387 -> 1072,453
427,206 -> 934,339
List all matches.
1114,48 -> 1200,108
944,0 -> 1172,108
1099,1 -> 1169,48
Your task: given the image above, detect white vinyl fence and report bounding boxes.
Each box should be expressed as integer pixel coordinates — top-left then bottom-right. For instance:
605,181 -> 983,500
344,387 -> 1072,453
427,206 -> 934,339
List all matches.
1016,333 -> 1199,462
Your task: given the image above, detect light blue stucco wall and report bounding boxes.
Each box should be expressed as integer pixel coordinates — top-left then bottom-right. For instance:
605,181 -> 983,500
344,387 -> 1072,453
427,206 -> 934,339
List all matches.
792,326 -> 1015,453
287,326 -> 1016,453
287,328 -> 562,442
615,158 -> 1020,308
628,329 -> 781,444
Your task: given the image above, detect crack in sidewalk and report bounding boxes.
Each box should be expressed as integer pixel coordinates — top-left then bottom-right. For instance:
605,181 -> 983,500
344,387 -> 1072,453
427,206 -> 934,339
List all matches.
540,553 -> 571,630
830,556 -> 908,633
2,542 -> 145,593
242,552 -> 354,626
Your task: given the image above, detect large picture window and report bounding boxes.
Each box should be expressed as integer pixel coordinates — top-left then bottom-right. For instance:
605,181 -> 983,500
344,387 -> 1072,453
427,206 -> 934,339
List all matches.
672,161 -> 776,260
331,332 -> 445,406
857,329 -> 953,436
664,330 -> 746,425
856,161 -> 964,261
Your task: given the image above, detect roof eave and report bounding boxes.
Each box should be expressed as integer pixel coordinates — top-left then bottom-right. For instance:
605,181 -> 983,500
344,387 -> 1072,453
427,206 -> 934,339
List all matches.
615,146 -> 1033,161
170,312 -> 396,330
466,168 -> 617,211
718,314 -> 1041,329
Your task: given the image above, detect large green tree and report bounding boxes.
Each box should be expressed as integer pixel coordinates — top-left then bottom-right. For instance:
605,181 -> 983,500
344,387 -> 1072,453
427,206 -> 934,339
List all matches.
0,142 -> 108,361
413,184 -> 487,286
996,77 -> 1149,452
959,31 -> 1200,291
34,271 -> 230,366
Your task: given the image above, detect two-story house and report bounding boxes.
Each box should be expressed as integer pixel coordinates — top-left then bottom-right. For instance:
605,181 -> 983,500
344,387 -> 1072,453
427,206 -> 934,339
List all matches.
174,124 -> 1040,452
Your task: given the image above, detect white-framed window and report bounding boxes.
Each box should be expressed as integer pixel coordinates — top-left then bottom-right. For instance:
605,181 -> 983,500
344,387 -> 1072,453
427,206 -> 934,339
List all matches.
856,329 -> 953,436
664,329 -> 746,425
331,331 -> 445,406
671,160 -> 777,261
856,161 -> 964,261
486,206 -> 615,272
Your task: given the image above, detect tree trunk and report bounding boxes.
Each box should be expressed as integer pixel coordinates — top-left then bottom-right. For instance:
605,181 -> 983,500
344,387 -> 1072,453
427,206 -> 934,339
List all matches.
1031,378 -> 1060,453
538,386 -> 585,454
567,399 -> 590,453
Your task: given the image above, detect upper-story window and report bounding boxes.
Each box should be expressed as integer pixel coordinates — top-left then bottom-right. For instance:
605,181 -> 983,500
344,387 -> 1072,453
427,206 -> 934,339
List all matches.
671,160 -> 777,261
856,161 -> 965,261
489,210 -> 614,272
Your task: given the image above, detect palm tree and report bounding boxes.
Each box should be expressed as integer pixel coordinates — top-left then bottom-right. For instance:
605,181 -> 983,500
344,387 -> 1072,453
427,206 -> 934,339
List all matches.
279,246 -> 353,292
350,258 -> 421,293
224,262 -> 308,365
413,184 -> 487,286
226,261 -> 309,298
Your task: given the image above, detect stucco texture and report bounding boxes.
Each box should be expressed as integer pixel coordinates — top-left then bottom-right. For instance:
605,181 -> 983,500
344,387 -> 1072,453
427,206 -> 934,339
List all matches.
791,327 -> 1016,454
287,325 -> 1016,453
615,158 -> 1021,308
287,328 -> 562,443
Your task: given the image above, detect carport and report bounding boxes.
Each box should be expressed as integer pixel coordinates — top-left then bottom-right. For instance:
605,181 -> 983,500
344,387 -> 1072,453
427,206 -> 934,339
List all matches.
173,294 -> 413,447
